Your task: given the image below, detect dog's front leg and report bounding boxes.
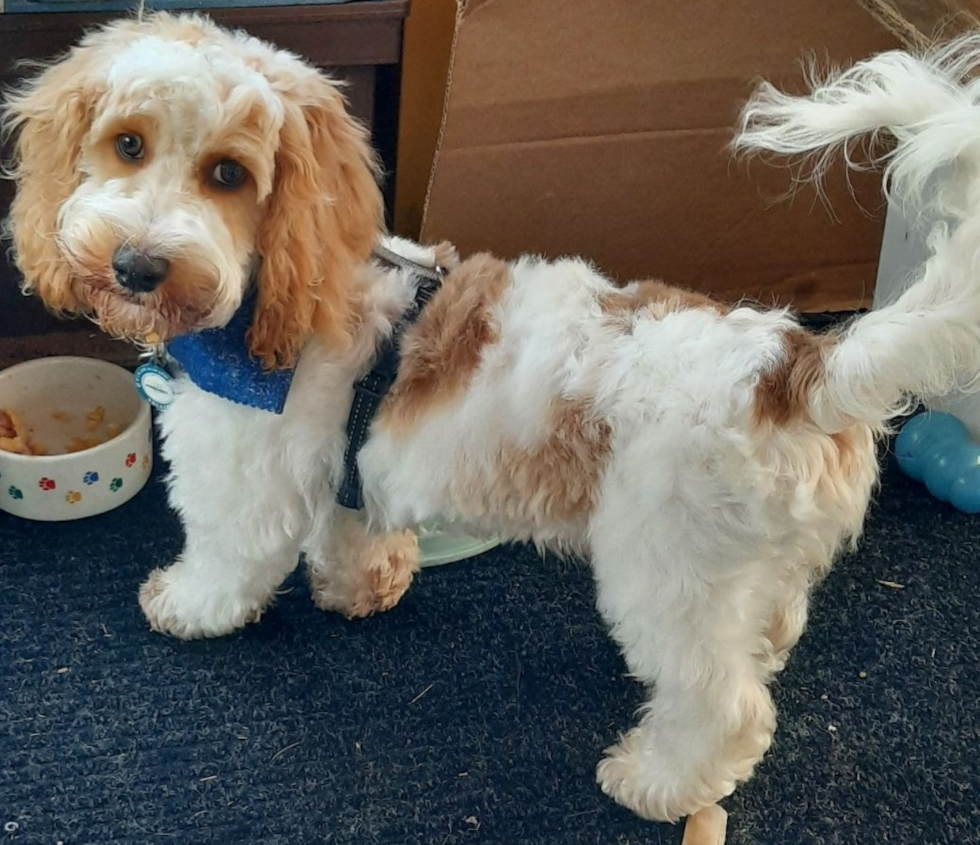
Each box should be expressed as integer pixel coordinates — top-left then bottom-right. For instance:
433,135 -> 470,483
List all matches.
139,518 -> 300,640
139,400 -> 304,640
304,508 -> 419,619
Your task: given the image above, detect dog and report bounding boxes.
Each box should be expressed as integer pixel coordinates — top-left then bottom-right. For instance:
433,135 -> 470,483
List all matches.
4,13 -> 980,823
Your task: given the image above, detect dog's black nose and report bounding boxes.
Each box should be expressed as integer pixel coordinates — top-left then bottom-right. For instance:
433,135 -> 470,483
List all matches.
112,246 -> 170,293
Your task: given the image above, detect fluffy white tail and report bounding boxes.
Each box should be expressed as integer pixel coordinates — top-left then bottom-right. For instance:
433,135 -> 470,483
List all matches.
734,35 -> 980,433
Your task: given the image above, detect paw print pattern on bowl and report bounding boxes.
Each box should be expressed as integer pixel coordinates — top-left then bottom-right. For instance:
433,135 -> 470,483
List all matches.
83,471 -> 100,485
8,486 -> 23,500
110,478 -> 123,492
125,453 -> 136,468
65,491 -> 82,505
38,477 -> 56,491
142,455 -> 150,470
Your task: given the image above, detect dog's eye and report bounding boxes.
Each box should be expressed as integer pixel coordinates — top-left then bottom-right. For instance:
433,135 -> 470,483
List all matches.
211,160 -> 248,189
115,133 -> 145,161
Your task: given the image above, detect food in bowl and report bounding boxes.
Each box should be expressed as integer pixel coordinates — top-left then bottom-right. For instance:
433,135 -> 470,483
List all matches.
0,357 -> 153,521
0,405 -> 127,456
0,407 -> 33,454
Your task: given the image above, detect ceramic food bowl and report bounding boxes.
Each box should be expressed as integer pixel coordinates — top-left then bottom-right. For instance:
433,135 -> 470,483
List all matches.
0,356 -> 152,521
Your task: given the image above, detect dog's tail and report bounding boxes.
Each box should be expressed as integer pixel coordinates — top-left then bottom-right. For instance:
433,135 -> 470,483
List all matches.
734,34 -> 980,217
734,35 -> 980,433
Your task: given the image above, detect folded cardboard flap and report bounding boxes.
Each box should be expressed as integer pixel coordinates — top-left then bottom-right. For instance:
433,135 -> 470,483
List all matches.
422,0 -> 899,310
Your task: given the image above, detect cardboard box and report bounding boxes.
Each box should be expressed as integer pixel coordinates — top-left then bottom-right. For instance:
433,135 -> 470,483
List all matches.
420,0 -> 899,311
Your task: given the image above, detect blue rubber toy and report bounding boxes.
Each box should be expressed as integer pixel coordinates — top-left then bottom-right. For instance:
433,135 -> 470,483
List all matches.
895,411 -> 980,514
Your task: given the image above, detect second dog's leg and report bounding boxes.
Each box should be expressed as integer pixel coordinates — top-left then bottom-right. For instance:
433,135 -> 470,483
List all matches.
305,509 -> 419,619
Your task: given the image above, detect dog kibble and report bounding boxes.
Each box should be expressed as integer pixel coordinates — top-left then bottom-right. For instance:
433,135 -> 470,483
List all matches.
0,409 -> 34,455
67,436 -> 100,453
0,406 -> 124,456
85,405 -> 105,431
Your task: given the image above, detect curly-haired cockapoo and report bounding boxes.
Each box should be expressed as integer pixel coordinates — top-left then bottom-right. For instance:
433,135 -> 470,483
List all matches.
5,14 -> 980,822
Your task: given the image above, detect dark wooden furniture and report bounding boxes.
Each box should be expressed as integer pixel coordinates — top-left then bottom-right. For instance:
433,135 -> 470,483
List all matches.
0,1 -> 409,366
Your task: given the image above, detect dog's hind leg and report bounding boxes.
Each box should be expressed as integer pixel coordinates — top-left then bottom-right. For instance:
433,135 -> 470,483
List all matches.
756,551 -> 831,679
757,585 -> 809,679
305,509 -> 419,619
590,491 -> 777,822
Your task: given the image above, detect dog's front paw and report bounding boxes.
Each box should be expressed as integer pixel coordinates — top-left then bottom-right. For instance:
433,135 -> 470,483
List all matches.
596,729 -> 728,823
139,564 -> 265,640
311,529 -> 419,619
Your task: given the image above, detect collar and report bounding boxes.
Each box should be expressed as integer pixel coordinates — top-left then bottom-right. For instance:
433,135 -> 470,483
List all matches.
167,291 -> 294,414
335,246 -> 446,510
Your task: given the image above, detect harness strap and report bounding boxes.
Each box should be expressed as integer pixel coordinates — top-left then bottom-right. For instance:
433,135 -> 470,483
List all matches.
336,248 -> 445,510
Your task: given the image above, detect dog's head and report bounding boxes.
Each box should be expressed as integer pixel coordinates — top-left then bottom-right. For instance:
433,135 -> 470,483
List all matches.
1,13 -> 382,367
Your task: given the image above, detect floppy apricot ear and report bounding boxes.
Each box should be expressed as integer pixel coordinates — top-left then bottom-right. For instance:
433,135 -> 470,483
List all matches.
2,50 -> 102,314
249,76 -> 383,369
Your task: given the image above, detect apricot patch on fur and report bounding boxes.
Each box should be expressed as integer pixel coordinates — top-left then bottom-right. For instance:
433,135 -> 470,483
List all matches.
450,398 -> 612,530
754,328 -> 834,426
600,280 -> 727,332
378,252 -> 511,431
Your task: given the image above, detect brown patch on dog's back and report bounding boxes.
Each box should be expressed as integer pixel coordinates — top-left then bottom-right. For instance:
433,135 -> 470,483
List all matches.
377,253 -> 511,432
600,280 -> 728,332
754,328 -> 836,426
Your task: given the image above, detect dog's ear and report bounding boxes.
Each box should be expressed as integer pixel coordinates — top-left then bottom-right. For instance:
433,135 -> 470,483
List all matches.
2,49 -> 102,314
249,73 -> 383,370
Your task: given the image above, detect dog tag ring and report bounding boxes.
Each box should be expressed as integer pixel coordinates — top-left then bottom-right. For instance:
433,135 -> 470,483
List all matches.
135,362 -> 176,410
